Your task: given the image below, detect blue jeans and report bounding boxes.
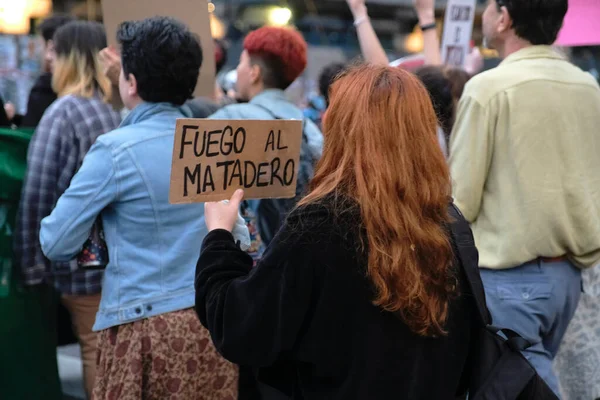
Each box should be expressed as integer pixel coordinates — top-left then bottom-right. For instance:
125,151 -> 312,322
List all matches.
480,260 -> 582,398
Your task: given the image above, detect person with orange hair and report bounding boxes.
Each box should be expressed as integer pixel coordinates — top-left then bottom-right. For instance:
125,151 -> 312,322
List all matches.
209,26 -> 322,260
210,26 -> 321,155
195,64 -> 479,399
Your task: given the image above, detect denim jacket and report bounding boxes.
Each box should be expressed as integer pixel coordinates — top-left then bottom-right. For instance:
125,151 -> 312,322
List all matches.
40,102 -> 205,331
210,90 -> 323,259
210,89 -> 324,158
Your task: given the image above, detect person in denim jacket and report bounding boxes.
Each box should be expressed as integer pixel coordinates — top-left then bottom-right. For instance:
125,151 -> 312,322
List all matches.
39,17 -> 238,399
210,27 -> 323,265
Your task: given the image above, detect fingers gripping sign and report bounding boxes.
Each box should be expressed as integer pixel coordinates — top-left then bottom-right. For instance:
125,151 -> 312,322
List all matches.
205,189 -> 245,233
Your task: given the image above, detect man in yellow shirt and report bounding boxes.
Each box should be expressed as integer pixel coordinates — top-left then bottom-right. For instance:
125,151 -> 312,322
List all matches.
449,0 -> 600,395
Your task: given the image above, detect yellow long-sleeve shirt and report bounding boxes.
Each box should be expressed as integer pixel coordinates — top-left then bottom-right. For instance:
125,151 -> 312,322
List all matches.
449,46 -> 600,269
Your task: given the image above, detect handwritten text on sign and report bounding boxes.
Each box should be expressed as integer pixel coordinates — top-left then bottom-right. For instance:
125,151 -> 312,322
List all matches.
169,119 -> 303,203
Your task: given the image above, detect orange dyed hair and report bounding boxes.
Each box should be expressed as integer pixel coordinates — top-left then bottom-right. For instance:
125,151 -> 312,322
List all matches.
243,26 -> 307,84
300,64 -> 455,337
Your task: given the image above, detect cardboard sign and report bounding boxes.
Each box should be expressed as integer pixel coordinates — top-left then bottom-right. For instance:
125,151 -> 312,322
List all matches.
556,0 -> 600,47
101,0 -> 215,98
170,119 -> 303,204
441,0 -> 476,67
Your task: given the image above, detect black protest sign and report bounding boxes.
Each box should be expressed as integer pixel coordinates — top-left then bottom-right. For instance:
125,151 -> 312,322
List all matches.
170,119 -> 303,203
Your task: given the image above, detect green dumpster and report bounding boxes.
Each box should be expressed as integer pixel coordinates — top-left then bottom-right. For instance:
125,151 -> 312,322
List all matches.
0,127 -> 62,400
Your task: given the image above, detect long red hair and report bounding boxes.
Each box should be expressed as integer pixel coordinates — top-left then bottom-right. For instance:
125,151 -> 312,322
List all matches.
299,64 -> 455,336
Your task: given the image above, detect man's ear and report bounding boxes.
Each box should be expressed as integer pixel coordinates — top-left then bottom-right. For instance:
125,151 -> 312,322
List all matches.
127,73 -> 138,97
497,5 -> 513,34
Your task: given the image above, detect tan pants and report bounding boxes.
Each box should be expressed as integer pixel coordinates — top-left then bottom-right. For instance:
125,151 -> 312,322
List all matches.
61,293 -> 101,400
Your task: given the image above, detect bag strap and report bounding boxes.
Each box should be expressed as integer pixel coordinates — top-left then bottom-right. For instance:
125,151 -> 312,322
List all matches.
487,325 -> 533,351
447,204 -> 536,350
447,203 -> 492,326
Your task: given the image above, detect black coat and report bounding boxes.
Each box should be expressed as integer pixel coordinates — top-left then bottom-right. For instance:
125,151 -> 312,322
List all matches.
20,73 -> 57,127
0,95 -> 10,127
195,199 -> 477,400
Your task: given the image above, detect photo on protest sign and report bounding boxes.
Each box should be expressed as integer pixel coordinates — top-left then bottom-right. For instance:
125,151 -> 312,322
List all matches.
441,0 -> 476,68
170,119 -> 303,204
101,0 -> 215,98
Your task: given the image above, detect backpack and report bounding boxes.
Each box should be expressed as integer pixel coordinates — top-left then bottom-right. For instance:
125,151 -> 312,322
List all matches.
251,105 -> 319,246
448,204 -> 560,400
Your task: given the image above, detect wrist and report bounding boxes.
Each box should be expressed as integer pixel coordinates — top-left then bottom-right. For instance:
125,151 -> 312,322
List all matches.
417,10 -> 435,26
351,4 -> 368,19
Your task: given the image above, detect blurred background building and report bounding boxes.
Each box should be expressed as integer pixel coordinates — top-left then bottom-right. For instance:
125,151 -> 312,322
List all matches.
0,0 -> 598,127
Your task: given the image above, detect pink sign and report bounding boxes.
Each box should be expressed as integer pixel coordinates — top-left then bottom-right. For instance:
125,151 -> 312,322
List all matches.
556,0 -> 600,47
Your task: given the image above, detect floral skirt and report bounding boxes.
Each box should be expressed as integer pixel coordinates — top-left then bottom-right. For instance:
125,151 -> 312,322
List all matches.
92,308 -> 238,400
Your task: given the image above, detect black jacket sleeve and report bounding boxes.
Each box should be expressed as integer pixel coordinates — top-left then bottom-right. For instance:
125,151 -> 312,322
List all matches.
0,95 -> 11,127
195,208 -> 321,367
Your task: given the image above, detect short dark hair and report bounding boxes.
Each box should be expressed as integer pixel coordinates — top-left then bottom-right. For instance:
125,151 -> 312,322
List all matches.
318,63 -> 346,106
414,66 -> 455,139
39,14 -> 75,43
54,21 -> 107,61
117,17 -> 203,105
496,0 -> 568,45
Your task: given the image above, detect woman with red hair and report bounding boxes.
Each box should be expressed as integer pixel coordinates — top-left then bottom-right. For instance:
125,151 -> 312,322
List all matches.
195,64 -> 478,398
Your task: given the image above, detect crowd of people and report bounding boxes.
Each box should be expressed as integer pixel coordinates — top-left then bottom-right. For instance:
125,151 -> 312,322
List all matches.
1,0 -> 599,399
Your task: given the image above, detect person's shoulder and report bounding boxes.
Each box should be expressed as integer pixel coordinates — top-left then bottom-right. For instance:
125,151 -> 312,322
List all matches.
49,94 -> 81,111
49,94 -> 104,120
38,95 -> 75,127
562,63 -> 600,89
210,103 -> 244,119
30,73 -> 54,94
460,67 -> 509,104
186,97 -> 220,118
289,200 -> 331,221
210,102 -> 269,119
95,124 -> 135,149
288,195 -> 359,231
304,117 -> 322,133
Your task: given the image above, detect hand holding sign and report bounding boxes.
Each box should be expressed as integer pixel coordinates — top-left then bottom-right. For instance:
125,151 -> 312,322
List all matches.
205,189 -> 245,232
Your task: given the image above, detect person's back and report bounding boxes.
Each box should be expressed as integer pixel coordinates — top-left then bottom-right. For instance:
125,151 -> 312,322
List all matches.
195,64 -> 477,399
452,47 -> 600,269
15,20 -> 120,398
262,200 -> 475,399
67,104 -> 205,327
210,26 -> 322,264
40,17 -> 238,398
448,0 -> 596,395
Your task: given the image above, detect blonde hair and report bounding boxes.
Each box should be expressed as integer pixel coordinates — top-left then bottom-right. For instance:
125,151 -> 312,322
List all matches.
52,48 -> 112,101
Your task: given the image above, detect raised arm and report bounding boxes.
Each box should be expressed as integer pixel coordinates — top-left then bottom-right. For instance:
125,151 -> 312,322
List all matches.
346,0 -> 389,66
414,0 -> 442,66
